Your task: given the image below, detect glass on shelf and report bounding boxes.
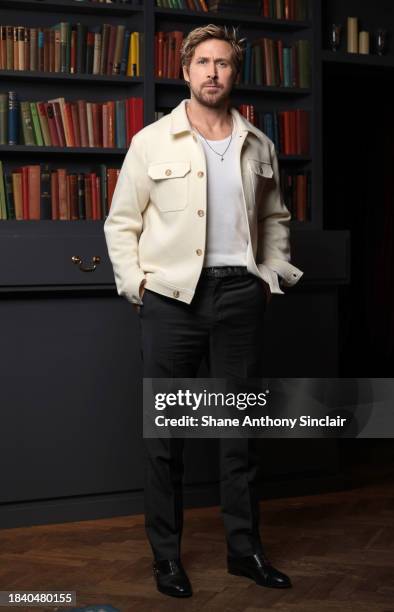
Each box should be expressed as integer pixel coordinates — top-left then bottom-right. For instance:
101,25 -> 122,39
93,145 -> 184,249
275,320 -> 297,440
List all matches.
376,29 -> 387,55
329,24 -> 342,51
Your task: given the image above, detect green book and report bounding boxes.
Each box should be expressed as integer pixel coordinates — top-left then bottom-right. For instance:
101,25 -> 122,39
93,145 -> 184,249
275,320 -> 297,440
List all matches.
20,101 -> 36,145
298,39 -> 311,88
30,102 -> 44,146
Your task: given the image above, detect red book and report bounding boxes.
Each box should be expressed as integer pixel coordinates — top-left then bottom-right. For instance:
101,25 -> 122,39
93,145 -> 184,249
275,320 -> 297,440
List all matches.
107,168 -> 120,212
294,109 -> 309,154
156,31 -> 165,78
89,173 -> 98,219
263,38 -> 271,86
21,166 -> 29,219
107,101 -> 115,147
296,174 -> 307,220
64,102 -> 75,147
69,174 -> 78,219
282,111 -> 291,155
71,102 -> 81,147
135,97 -> 143,133
57,169 -> 68,219
84,174 -> 92,219
284,0 -> 290,20
198,0 -> 209,10
106,25 -> 117,75
77,100 -> 88,147
28,165 -> 41,220
45,102 -> 60,146
163,33 -> 168,78
51,171 -> 59,220
96,175 -> 102,219
51,102 -> 66,147
91,102 -> 100,147
102,103 -> 109,147
277,39 -> 284,86
290,110 -> 296,154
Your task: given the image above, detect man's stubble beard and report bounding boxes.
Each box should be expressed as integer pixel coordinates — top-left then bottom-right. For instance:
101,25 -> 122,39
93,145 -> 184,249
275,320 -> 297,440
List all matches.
189,82 -> 234,110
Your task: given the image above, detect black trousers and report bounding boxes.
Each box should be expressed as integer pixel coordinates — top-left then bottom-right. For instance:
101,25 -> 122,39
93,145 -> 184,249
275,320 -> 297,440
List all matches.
138,269 -> 268,561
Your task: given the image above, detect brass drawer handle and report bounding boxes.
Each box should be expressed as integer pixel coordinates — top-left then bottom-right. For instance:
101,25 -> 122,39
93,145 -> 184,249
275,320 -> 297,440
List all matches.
71,255 -> 101,272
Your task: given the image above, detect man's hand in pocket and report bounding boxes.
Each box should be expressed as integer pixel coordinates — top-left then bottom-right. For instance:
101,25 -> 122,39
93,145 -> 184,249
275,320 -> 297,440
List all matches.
132,280 -> 146,314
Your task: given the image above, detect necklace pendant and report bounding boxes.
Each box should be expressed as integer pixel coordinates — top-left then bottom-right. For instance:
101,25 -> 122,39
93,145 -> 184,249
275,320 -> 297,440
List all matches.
221,156 -> 224,161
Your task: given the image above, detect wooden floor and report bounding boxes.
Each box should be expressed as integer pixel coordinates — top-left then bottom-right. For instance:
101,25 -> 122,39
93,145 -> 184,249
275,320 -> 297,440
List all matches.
1,455 -> 394,612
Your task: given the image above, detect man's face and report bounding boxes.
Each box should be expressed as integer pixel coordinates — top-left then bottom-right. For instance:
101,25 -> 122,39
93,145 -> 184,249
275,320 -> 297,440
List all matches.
182,38 -> 237,108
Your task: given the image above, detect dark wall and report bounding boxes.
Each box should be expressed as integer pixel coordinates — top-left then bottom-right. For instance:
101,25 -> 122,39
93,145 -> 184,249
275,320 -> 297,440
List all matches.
323,65 -> 394,374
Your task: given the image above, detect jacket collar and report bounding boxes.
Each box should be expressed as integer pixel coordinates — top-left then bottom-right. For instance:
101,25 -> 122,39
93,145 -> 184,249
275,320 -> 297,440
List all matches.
170,98 -> 265,143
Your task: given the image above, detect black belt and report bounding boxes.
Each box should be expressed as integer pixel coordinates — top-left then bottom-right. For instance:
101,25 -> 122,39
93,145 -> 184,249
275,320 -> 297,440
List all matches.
200,266 -> 249,278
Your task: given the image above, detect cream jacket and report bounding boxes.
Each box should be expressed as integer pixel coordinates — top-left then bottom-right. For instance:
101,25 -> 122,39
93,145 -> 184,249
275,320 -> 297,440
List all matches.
104,98 -> 304,306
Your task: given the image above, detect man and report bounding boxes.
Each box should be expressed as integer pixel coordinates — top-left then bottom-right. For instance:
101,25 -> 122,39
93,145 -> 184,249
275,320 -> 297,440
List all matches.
104,24 -> 303,598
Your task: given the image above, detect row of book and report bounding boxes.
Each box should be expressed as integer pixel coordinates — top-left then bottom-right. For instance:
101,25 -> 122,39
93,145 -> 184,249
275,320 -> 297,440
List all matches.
154,104 -> 309,156
239,105 -> 309,155
0,93 -> 143,148
280,169 -> 311,221
0,24 -> 143,77
155,0 -> 309,20
0,161 -> 311,222
241,38 -> 310,88
0,162 -> 120,220
155,31 -> 310,88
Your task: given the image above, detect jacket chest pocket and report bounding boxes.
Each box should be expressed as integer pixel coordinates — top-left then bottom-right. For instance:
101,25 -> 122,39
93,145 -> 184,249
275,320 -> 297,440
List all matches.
148,160 -> 191,212
247,159 -> 274,200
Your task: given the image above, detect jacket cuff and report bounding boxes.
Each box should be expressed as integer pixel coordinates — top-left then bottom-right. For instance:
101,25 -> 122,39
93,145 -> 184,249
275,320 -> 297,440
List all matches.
119,269 -> 146,306
263,258 -> 304,287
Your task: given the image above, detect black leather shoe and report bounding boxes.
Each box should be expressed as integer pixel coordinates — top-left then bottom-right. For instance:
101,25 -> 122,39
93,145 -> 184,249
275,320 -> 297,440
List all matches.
227,552 -> 292,588
153,558 -> 192,598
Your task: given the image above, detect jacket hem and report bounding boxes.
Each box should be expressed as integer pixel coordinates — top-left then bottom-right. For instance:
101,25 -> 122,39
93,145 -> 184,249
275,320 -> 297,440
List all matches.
143,275 -> 195,304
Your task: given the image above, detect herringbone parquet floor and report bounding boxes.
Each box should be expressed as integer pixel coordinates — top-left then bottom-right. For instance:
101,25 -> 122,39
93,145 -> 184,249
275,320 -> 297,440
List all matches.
1,449 -> 393,612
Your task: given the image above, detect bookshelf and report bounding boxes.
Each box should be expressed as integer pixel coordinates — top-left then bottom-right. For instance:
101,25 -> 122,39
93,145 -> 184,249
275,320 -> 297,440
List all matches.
0,0 -> 326,279
0,0 -> 351,529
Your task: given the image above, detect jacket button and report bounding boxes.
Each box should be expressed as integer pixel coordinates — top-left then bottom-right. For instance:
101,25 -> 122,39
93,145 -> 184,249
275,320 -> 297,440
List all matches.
197,209 -> 204,216
197,171 -> 204,177
165,169 -> 172,176
173,290 -> 180,298
196,248 -> 203,255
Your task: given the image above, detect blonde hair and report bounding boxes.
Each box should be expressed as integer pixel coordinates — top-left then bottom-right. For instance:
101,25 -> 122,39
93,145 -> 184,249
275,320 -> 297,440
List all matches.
180,24 -> 246,77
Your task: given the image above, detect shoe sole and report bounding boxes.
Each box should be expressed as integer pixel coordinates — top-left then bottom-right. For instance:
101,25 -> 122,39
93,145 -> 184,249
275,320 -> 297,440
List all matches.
227,566 -> 292,588
157,585 -> 193,598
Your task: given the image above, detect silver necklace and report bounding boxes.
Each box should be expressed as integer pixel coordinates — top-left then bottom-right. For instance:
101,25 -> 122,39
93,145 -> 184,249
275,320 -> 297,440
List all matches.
192,116 -> 235,161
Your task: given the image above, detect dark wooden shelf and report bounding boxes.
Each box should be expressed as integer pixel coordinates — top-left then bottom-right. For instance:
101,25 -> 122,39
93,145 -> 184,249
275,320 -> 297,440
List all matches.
155,7 -> 311,30
322,49 -> 394,69
0,70 -> 143,84
0,146 -> 310,160
0,0 -> 143,16
0,145 -> 127,155
155,78 -> 311,95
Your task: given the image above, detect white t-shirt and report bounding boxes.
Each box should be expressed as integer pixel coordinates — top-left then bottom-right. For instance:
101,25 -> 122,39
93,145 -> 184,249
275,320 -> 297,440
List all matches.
196,126 -> 249,267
